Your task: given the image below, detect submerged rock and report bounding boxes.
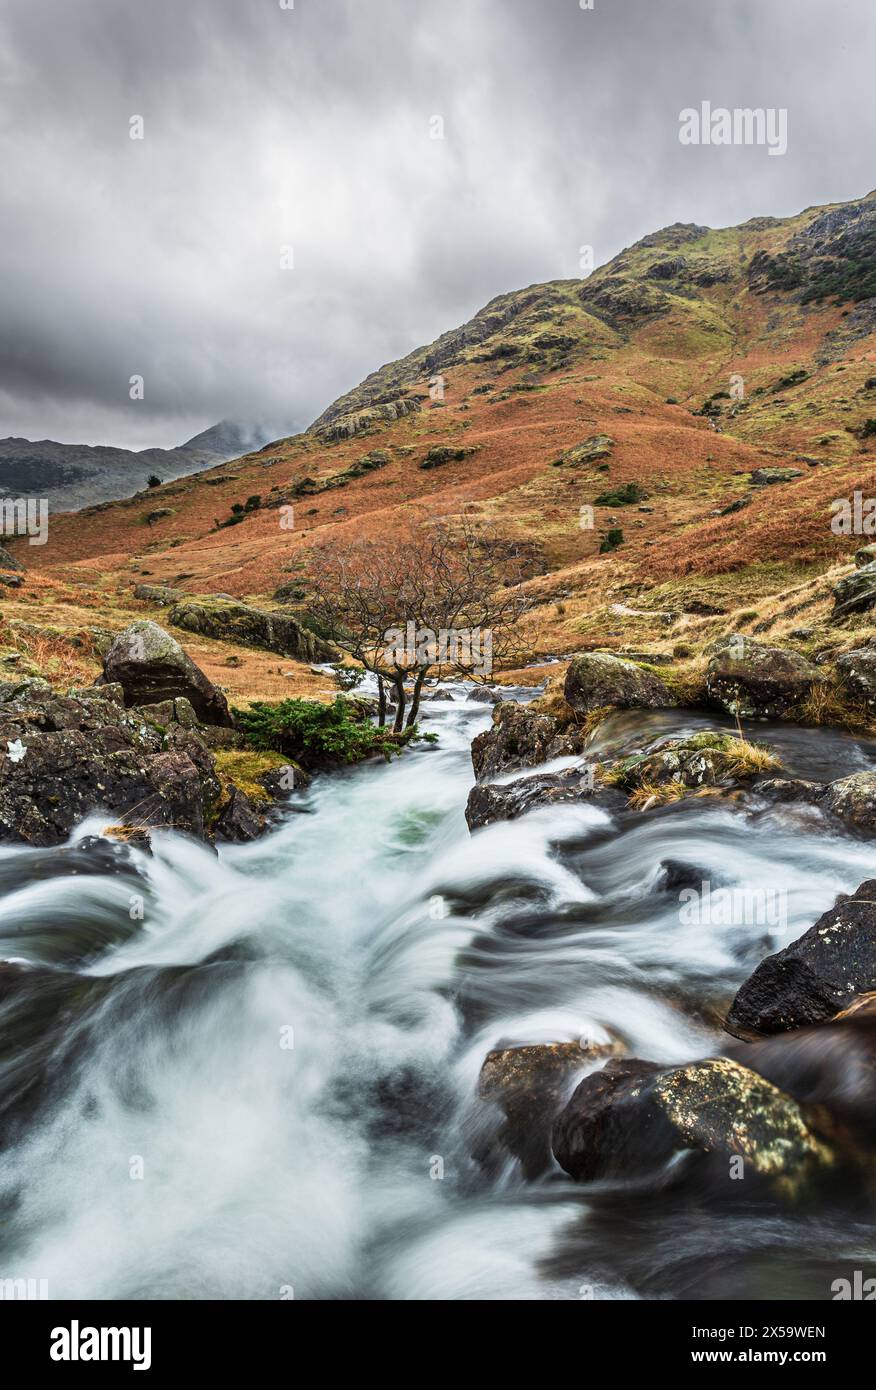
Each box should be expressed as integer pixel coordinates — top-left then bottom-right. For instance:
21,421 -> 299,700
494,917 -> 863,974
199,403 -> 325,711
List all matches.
564,651 -> 675,716
725,879 -> 876,1038
102,620 -> 233,727
213,784 -> 265,843
552,1055 -> 832,1188
705,634 -> 823,719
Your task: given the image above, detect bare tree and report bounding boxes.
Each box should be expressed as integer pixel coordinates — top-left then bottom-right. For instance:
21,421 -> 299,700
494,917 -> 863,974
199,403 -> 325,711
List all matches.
305,518 -> 533,731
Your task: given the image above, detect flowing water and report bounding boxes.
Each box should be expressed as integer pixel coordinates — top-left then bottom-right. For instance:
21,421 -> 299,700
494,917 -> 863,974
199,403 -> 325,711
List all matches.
1,686 -> 876,1300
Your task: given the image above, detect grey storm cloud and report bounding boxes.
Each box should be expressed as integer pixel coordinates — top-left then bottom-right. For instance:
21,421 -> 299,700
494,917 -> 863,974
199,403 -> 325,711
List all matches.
0,0 -> 875,448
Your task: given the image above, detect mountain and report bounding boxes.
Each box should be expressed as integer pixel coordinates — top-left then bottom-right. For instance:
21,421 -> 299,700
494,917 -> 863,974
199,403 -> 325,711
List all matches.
0,420 -> 273,513
13,187 -> 876,677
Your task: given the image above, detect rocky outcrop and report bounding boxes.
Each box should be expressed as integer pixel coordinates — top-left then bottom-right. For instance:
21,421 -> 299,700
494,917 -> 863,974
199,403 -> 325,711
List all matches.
551,1055 -> 832,1187
212,784 -> 265,842
563,652 -> 674,716
470,702 -> 585,781
608,730 -> 777,795
704,635 -> 823,719
832,561 -> 876,618
132,583 -> 185,606
169,598 -> 335,663
0,685 -> 222,845
0,543 -> 24,572
725,879 -> 876,1038
821,772 -> 876,836
749,467 -> 804,485
101,620 -> 233,727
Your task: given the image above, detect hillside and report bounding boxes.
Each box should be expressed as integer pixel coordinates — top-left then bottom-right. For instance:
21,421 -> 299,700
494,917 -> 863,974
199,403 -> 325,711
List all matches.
7,188 -> 876,698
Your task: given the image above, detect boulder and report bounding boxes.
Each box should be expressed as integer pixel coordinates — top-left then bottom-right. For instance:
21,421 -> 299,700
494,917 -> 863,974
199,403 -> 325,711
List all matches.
479,1041 -> 614,1178
832,561 -> 876,618
608,729 -> 776,795
835,647 -> 876,707
470,702 -> 585,780
552,1055 -> 832,1186
855,544 -> 876,568
102,620 -> 233,727
132,583 -> 184,606
725,879 -> 876,1038
169,597 -> 335,663
563,652 -> 675,716
705,635 -> 823,719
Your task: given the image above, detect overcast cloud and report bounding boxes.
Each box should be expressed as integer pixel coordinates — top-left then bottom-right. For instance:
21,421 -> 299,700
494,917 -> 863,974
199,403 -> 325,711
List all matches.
0,0 -> 874,449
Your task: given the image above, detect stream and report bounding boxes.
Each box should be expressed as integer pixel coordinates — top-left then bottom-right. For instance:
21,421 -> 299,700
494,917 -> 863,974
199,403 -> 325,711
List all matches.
1,684 -> 876,1300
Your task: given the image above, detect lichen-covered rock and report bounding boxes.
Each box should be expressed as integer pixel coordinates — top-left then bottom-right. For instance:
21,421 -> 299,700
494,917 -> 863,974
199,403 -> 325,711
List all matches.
169,597 -> 335,663
705,635 -> 823,719
0,543 -> 24,572
470,702 -> 585,780
132,582 -> 184,606
564,652 -> 675,716
749,467 -> 804,485
835,647 -> 876,707
855,544 -> 876,568
822,772 -> 876,836
725,879 -> 876,1038
552,1055 -> 832,1187
552,434 -> 614,467
832,561 -> 876,618
102,620 -> 233,727
608,730 -> 776,794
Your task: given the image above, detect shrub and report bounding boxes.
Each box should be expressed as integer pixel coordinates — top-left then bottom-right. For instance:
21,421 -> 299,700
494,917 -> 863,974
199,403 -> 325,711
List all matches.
594,482 -> 648,507
599,528 -> 625,553
235,696 -> 413,766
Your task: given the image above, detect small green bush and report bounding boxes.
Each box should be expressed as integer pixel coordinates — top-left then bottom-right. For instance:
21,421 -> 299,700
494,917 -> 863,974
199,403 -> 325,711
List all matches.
594,482 -> 648,507
599,527 -> 624,553
235,697 -> 412,766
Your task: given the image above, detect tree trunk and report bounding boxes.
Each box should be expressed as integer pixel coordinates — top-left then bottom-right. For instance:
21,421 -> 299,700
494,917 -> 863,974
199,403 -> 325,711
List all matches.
391,673 -> 406,733
405,667 -> 428,729
376,674 -> 387,728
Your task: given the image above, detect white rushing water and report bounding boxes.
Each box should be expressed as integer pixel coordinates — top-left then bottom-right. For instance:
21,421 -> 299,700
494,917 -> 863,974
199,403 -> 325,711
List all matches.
1,686 -> 875,1300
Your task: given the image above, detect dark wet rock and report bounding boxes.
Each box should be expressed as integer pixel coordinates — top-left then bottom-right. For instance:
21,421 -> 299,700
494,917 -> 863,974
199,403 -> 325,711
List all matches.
832,561 -> 876,618
465,685 -> 502,703
470,702 -> 586,780
564,652 -> 675,716
465,767 -> 623,830
0,676 -> 54,704
169,597 -> 335,663
835,647 -> 876,708
725,879 -> 876,1038
478,1041 -> 615,1178
552,1055 -> 832,1186
753,777 -> 825,805
657,859 -> 713,893
705,635 -> 823,719
258,762 -> 309,797
0,573 -> 23,588
102,620 -> 234,727
855,544 -> 876,568
213,784 -> 265,842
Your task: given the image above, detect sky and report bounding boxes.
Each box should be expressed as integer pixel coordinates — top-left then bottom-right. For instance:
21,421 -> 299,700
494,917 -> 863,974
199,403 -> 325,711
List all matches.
0,0 -> 875,450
